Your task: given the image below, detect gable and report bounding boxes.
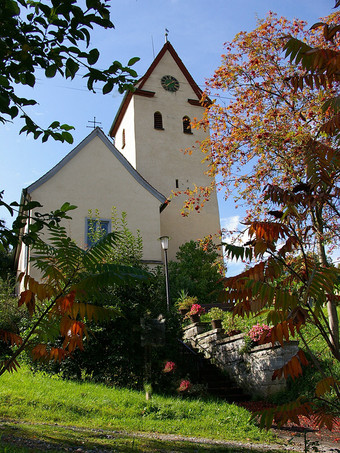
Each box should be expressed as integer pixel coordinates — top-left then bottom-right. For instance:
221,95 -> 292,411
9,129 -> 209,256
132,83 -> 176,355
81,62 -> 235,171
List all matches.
27,128 -> 166,205
109,41 -> 206,138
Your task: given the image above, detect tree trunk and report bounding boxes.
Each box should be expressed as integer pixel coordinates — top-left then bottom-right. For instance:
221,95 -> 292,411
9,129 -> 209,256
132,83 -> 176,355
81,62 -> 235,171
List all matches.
315,207 -> 340,360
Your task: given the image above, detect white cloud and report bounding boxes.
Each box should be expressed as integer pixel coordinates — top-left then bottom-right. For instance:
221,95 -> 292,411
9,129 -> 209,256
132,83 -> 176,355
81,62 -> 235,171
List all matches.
221,215 -> 240,233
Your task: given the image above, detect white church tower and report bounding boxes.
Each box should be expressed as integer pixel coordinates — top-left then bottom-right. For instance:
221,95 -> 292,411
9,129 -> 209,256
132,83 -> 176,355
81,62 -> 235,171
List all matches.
110,41 -> 220,260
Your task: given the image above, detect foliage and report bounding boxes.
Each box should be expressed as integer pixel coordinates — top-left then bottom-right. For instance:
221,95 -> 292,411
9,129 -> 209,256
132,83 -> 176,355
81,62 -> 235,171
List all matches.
175,291 -> 198,311
207,307 -> 224,321
191,12 -> 339,231
0,248 -> 14,280
193,7 -> 340,430
0,220 -> 148,376
223,194 -> 340,427
168,240 -> 223,304
30,211 -> 181,389
221,312 -> 248,335
0,0 -> 139,144
87,207 -> 143,265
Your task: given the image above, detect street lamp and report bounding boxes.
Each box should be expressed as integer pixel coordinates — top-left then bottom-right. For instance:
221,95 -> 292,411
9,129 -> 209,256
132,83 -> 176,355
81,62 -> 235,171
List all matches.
159,236 -> 170,312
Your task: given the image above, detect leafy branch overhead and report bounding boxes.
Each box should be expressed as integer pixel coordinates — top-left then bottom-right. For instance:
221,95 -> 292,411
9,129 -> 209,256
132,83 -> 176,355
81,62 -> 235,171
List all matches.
0,0 -> 140,143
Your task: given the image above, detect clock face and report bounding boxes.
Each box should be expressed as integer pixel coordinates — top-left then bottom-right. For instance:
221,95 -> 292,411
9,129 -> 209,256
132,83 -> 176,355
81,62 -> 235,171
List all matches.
161,75 -> 180,92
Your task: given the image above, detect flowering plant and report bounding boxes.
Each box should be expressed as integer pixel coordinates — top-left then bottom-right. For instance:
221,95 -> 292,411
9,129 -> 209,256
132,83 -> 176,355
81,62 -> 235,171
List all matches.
177,379 -> 192,392
248,323 -> 272,343
163,361 -> 176,373
188,304 -> 205,316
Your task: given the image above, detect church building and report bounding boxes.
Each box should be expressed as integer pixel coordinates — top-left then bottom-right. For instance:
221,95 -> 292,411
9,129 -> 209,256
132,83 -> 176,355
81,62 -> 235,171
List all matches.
15,41 -> 221,279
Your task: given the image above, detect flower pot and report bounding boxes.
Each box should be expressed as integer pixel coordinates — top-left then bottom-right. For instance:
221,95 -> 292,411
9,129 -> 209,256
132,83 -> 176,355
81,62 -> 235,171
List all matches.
189,314 -> 200,323
211,319 -> 222,329
179,308 -> 189,316
226,329 -> 242,337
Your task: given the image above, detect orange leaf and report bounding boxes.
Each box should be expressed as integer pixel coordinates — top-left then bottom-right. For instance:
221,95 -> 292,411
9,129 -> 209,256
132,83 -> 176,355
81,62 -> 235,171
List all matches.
18,290 -> 36,316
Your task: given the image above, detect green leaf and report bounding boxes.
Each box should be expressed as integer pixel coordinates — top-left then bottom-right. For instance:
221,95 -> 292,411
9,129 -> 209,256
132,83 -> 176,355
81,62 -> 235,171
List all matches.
49,121 -> 60,129
59,202 -> 77,212
102,79 -> 114,95
128,57 -> 140,66
65,58 -> 79,79
87,48 -> 99,65
61,131 -> 73,144
45,65 -> 57,78
60,124 -> 75,131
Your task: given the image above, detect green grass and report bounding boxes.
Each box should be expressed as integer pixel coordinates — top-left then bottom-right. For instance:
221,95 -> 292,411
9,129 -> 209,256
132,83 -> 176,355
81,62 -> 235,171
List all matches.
0,367 -> 283,452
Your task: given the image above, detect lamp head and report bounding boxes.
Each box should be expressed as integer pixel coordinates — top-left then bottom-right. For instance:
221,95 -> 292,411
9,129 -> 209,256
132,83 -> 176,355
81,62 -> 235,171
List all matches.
159,236 -> 170,251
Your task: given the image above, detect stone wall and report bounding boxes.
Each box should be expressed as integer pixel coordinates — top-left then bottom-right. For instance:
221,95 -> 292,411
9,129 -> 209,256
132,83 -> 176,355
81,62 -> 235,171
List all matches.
183,322 -> 299,398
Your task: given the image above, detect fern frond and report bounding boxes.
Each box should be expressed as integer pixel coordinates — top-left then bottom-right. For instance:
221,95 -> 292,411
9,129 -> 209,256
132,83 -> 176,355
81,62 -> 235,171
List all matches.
69,302 -> 120,322
251,397 -> 312,429
0,330 -> 23,346
315,377 -> 340,397
82,231 -> 121,268
73,263 -> 149,296
223,243 -> 253,261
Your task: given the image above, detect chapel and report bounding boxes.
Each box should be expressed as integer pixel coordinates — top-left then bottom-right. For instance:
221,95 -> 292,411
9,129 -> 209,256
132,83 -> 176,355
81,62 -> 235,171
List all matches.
15,41 -> 221,279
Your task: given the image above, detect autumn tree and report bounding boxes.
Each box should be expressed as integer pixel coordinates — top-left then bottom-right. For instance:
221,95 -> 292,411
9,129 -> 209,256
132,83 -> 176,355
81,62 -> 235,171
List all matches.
205,9 -> 340,428
195,11 -> 339,222
193,11 -> 339,343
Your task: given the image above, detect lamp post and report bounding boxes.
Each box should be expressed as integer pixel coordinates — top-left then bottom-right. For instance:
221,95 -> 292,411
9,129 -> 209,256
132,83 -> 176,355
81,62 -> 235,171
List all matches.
159,236 -> 170,312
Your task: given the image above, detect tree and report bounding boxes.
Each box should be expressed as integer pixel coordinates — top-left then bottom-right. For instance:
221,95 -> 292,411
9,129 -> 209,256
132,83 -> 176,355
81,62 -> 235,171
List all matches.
0,0 -> 139,250
0,0 -> 139,143
168,240 -> 224,304
194,12 -> 339,224
217,7 -> 340,429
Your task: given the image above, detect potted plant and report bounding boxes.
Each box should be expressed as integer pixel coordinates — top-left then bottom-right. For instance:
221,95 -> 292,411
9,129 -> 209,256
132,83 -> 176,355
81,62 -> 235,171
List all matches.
221,312 -> 244,337
186,303 -> 205,323
208,307 -> 224,329
175,291 -> 198,316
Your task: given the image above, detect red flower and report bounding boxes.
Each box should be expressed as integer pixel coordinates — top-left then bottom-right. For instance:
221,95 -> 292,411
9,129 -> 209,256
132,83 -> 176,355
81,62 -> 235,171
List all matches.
163,361 -> 176,373
189,304 -> 205,316
177,379 -> 192,392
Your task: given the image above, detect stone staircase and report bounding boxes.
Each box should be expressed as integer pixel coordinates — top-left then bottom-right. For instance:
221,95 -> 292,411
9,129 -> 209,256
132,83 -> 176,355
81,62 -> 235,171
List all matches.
177,339 -> 249,402
182,321 -> 299,399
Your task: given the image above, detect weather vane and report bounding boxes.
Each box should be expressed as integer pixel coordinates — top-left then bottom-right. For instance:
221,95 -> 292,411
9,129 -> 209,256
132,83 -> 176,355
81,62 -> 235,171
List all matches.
87,117 -> 102,129
165,28 -> 169,43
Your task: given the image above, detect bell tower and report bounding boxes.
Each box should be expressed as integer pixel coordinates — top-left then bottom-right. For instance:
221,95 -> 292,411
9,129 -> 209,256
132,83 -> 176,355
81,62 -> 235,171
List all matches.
109,42 -> 220,259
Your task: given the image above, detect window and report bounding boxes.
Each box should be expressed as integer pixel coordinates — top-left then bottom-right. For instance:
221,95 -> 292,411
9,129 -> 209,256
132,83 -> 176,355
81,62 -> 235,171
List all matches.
154,111 -> 164,130
86,218 -> 110,247
183,116 -> 192,134
122,129 -> 126,148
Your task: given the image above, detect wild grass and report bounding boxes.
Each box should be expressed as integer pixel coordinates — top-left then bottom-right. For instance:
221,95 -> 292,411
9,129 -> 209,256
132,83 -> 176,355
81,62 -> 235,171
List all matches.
0,366 -> 275,447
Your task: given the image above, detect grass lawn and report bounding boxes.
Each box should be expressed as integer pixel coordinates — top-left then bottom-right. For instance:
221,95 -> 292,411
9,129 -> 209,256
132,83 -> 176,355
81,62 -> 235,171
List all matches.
0,367 -> 292,452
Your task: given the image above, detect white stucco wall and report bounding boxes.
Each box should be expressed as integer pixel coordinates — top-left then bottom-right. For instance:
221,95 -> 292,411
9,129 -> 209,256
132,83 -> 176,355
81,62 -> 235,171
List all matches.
114,100 -> 137,168
131,49 -> 221,259
18,134 -> 164,281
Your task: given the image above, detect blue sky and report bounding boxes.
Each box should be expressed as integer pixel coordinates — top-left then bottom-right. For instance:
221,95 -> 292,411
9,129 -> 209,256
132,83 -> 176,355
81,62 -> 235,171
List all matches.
0,0 -> 335,273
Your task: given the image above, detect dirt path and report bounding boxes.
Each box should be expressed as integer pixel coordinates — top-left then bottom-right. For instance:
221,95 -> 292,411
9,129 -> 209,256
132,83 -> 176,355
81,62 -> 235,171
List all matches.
0,419 -> 340,452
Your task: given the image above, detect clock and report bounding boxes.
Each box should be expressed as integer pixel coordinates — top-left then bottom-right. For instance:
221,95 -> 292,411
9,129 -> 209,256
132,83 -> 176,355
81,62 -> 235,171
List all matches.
161,75 -> 180,92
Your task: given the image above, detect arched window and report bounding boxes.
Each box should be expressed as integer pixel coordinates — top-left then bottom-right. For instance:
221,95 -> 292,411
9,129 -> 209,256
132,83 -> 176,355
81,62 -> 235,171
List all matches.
183,116 -> 191,134
154,111 -> 163,130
